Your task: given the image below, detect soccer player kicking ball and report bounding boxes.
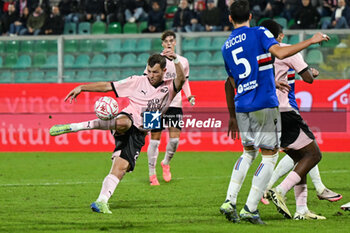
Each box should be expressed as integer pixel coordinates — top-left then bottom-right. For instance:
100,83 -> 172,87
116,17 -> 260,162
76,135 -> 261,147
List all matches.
220,0 -> 330,224
144,30 -> 195,186
49,53 -> 185,214
259,19 -> 342,220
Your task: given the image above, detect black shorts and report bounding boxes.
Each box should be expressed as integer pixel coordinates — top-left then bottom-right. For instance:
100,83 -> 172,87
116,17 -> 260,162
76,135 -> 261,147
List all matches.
151,107 -> 183,132
280,110 -> 315,148
112,113 -> 146,172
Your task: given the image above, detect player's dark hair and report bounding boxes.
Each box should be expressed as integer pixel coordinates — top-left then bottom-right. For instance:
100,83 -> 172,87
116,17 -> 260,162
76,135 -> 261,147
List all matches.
229,0 -> 250,24
148,54 -> 166,69
161,30 -> 176,41
259,19 -> 283,39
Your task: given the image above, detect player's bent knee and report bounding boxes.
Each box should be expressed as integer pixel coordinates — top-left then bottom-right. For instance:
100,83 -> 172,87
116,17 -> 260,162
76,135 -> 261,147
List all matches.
243,148 -> 258,161
306,141 -> 322,164
313,150 -> 322,163
151,131 -> 162,140
115,116 -> 132,134
169,127 -> 181,138
244,145 -> 255,151
262,152 -> 279,166
261,148 -> 279,155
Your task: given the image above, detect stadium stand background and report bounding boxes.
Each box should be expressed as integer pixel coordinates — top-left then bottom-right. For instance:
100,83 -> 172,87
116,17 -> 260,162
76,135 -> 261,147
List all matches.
0,0 -> 349,83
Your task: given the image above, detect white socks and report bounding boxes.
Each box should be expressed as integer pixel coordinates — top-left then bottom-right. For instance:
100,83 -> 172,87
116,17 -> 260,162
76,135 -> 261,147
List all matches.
96,174 -> 120,204
309,165 -> 326,194
162,138 -> 179,165
267,155 -> 294,190
147,138 -> 179,175
225,149 -> 258,205
70,118 -> 116,131
246,153 -> 278,212
147,140 -> 160,176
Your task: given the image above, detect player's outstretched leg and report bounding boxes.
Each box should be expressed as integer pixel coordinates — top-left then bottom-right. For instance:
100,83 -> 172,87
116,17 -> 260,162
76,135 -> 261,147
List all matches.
219,200 -> 240,223
341,202 -> 350,211
239,205 -> 265,225
50,124 -> 74,136
50,118 -> 117,136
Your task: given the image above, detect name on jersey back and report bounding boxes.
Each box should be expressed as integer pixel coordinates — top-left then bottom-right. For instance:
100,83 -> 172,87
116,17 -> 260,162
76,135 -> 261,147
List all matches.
225,33 -> 246,49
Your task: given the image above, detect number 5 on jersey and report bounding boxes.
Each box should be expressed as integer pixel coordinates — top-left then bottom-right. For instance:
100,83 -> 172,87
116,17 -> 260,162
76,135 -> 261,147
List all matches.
232,47 -> 251,79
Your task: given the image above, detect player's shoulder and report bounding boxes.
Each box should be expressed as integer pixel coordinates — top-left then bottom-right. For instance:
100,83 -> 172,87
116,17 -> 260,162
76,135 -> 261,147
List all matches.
128,75 -> 145,80
122,75 -> 146,84
256,26 -> 275,38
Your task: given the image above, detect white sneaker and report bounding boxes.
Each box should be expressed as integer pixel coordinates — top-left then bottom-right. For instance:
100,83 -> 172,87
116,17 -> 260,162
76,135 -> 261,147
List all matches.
341,202 -> 350,211
293,211 -> 326,220
317,188 -> 342,202
268,188 -> 292,219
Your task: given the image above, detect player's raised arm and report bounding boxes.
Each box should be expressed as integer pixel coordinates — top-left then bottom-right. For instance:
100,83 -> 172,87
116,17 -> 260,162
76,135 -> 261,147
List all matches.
64,82 -> 113,103
173,59 -> 186,92
163,48 -> 185,91
269,33 -> 330,60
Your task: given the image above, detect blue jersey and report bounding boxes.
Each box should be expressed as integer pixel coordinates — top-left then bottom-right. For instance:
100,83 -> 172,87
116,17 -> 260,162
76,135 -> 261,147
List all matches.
222,26 -> 279,112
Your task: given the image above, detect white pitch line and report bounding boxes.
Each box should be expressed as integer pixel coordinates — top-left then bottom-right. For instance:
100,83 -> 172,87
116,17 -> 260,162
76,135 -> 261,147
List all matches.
0,181 -> 101,187
320,170 -> 350,174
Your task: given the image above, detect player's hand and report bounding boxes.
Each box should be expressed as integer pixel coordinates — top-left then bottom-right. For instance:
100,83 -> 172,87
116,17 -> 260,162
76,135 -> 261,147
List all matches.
275,80 -> 291,93
310,67 -> 319,78
162,48 -> 176,60
227,117 -> 240,140
310,32 -> 330,44
187,95 -> 195,106
64,86 -> 82,103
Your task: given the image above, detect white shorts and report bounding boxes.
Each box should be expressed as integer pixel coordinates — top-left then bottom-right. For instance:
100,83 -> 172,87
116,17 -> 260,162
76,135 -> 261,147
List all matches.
236,107 -> 281,150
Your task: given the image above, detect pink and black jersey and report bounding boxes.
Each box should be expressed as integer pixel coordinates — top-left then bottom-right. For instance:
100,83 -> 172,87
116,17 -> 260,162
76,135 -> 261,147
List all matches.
111,75 -> 178,129
144,53 -> 191,108
274,43 -> 308,112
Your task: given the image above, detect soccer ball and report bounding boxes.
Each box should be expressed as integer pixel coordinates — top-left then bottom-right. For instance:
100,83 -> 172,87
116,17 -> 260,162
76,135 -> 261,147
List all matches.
94,96 -> 119,120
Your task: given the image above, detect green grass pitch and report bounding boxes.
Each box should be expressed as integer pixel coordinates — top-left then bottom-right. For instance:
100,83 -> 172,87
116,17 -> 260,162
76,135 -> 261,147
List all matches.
0,152 -> 349,233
